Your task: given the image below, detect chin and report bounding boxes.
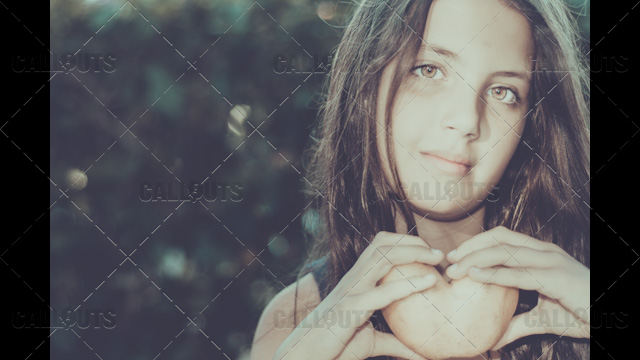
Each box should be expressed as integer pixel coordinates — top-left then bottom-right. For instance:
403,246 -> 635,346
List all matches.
406,199 -> 485,222
379,263 -> 519,359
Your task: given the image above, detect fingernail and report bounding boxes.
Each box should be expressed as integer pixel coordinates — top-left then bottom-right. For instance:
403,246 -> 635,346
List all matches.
448,263 -> 458,273
447,249 -> 457,260
470,267 -> 481,273
423,274 -> 436,282
432,249 -> 443,257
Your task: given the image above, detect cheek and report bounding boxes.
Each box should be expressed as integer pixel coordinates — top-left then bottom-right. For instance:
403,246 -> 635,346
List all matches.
378,97 -> 433,176
477,117 -> 525,182
389,98 -> 439,168
391,94 -> 435,142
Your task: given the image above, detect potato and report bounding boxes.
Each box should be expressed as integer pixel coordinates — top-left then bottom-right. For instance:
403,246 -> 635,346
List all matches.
379,262 -> 518,359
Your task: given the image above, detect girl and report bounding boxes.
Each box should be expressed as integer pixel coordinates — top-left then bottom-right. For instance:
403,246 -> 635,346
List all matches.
252,0 -> 589,359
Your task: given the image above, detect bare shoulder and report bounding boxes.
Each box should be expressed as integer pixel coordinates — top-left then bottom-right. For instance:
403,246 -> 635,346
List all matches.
249,272 -> 322,360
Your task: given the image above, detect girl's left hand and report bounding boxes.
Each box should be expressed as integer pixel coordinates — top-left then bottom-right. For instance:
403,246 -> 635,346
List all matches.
444,226 -> 590,350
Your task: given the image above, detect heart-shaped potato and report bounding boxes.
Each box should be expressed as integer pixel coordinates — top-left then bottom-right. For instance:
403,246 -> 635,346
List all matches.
379,262 -> 518,359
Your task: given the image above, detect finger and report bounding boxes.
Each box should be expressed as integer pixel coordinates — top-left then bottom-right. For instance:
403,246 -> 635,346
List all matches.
361,232 -> 440,263
371,245 -> 445,267
350,245 -> 442,288
447,226 -> 564,263
372,330 -> 429,360
370,231 -> 435,248
446,245 -> 565,279
466,266 -> 547,291
357,274 -> 437,310
362,245 -> 444,282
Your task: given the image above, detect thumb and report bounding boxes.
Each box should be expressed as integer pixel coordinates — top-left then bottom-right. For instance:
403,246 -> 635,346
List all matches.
371,330 -> 428,360
491,310 -> 544,351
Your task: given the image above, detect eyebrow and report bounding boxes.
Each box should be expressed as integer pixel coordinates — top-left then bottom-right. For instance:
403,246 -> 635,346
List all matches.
419,43 -> 458,59
492,70 -> 530,82
418,43 -> 530,82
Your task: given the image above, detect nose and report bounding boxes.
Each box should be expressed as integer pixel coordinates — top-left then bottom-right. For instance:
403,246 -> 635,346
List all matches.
440,82 -> 482,139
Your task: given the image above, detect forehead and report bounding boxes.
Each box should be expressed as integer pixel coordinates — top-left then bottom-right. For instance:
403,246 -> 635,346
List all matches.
423,0 -> 534,70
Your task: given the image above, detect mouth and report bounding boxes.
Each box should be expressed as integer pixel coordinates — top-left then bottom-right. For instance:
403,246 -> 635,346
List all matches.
421,152 -> 471,175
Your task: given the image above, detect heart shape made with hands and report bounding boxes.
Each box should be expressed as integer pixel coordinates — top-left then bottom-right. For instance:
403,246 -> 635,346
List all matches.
379,262 -> 519,359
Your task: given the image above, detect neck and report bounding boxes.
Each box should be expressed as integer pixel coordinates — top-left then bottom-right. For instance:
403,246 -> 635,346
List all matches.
394,205 -> 487,255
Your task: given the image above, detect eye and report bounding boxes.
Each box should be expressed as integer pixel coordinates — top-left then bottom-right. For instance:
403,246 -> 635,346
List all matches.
487,87 -> 518,104
412,64 -> 444,80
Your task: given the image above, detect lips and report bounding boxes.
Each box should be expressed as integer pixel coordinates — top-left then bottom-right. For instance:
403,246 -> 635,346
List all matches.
421,151 -> 472,175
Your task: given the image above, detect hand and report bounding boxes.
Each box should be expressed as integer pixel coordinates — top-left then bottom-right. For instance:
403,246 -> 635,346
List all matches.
444,226 -> 590,350
274,231 -> 444,360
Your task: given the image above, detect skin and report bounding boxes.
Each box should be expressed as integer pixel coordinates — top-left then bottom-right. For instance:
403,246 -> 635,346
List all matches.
374,0 -> 590,358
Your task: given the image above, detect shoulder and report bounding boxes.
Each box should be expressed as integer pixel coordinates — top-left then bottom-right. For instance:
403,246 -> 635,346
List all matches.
250,271 -> 322,360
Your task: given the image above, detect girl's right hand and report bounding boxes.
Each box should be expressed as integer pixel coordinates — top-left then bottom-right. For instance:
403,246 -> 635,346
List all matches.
273,231 -> 444,360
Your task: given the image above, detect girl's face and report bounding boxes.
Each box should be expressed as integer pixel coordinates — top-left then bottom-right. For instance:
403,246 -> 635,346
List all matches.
378,0 -> 534,220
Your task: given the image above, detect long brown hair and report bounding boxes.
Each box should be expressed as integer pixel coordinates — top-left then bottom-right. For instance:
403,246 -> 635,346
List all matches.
295,0 -> 590,359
